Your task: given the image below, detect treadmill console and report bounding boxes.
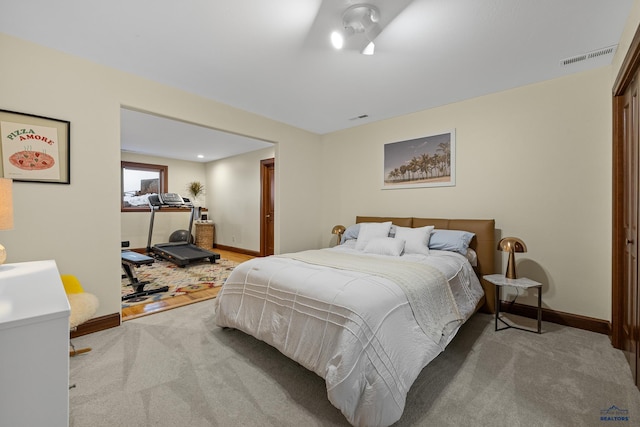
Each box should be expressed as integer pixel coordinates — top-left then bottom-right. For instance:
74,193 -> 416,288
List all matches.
147,194 -> 161,206
158,193 -> 185,205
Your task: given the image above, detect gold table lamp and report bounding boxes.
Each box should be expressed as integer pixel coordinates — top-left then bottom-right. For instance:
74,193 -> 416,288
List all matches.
498,237 -> 527,279
332,225 -> 346,245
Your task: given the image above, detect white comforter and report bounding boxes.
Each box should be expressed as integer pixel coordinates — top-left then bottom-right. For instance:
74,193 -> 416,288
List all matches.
213,244 -> 484,426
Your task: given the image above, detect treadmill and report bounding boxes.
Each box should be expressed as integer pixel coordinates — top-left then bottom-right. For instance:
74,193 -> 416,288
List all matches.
146,193 -> 220,267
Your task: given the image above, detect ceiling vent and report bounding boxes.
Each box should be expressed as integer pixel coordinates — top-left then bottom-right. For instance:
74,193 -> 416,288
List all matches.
349,114 -> 369,121
560,45 -> 617,67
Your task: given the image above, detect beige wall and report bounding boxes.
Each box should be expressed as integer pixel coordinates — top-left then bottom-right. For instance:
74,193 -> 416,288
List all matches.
206,146 -> 275,252
0,33 -> 321,318
4,1 -> 640,322
320,67 -> 612,320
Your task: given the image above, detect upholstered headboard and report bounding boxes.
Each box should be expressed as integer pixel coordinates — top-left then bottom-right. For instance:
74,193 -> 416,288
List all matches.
355,216 -> 496,314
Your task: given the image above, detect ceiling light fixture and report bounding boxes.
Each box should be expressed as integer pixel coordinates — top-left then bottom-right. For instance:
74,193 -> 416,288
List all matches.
331,31 -> 345,50
362,41 -> 375,56
331,4 -> 381,55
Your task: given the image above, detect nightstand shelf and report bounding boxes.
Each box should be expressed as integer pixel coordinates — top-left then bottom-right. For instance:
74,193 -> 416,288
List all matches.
484,274 -> 543,334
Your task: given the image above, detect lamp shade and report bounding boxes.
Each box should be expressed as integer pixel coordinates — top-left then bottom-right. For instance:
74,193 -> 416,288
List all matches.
332,224 -> 346,246
497,237 -> 527,279
332,225 -> 346,235
497,237 -> 527,253
0,178 -> 13,230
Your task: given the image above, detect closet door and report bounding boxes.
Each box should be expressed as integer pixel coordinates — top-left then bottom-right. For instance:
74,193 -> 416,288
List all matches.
622,75 -> 640,387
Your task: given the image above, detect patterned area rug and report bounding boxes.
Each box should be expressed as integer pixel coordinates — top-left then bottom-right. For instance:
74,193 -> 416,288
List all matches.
121,258 -> 238,307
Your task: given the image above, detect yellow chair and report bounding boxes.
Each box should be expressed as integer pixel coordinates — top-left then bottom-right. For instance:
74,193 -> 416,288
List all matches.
61,274 -> 99,356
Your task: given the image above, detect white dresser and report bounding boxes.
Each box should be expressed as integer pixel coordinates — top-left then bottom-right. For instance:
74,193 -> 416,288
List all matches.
0,260 -> 70,427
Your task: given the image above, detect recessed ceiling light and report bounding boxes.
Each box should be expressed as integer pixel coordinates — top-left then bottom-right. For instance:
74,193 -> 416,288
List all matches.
197,154 -> 204,159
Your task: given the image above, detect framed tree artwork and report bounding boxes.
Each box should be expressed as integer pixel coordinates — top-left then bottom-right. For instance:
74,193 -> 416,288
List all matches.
383,130 -> 455,189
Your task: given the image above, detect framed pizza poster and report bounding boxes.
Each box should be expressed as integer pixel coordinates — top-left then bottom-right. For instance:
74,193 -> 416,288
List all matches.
0,109 -> 70,184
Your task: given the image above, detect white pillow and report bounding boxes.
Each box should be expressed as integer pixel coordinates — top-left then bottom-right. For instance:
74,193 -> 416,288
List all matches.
363,237 -> 405,256
355,221 -> 392,251
394,225 -> 434,255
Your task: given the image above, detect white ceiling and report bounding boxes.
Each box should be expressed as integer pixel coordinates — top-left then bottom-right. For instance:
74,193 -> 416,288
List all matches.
120,108 -> 273,163
0,0 -> 634,162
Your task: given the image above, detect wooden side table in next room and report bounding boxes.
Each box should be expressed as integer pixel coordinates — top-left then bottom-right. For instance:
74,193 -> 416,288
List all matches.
483,274 -> 543,334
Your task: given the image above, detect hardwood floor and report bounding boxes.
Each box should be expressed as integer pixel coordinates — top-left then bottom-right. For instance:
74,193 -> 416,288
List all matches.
121,248 -> 255,322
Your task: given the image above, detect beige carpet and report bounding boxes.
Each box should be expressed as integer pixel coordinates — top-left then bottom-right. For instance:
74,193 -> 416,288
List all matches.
121,258 -> 238,307
69,302 -> 640,426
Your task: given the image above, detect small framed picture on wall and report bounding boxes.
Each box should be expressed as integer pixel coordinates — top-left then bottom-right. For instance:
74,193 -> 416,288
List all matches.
0,109 -> 70,184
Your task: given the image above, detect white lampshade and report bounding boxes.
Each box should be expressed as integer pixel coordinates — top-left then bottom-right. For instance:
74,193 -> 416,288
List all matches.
0,178 -> 13,230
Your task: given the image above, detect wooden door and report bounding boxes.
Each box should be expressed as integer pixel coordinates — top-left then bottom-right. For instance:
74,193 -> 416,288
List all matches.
260,158 -> 275,256
613,25 -> 640,389
623,78 -> 639,385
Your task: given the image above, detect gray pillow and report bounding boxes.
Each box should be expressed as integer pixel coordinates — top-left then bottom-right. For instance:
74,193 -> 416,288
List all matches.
428,229 -> 475,255
340,223 -> 361,243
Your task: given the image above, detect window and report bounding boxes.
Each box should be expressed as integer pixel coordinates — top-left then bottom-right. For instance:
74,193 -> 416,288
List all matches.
121,161 -> 168,212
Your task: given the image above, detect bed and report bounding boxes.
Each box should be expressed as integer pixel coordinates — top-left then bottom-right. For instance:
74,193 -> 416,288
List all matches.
214,216 -> 495,426
122,192 -> 153,207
